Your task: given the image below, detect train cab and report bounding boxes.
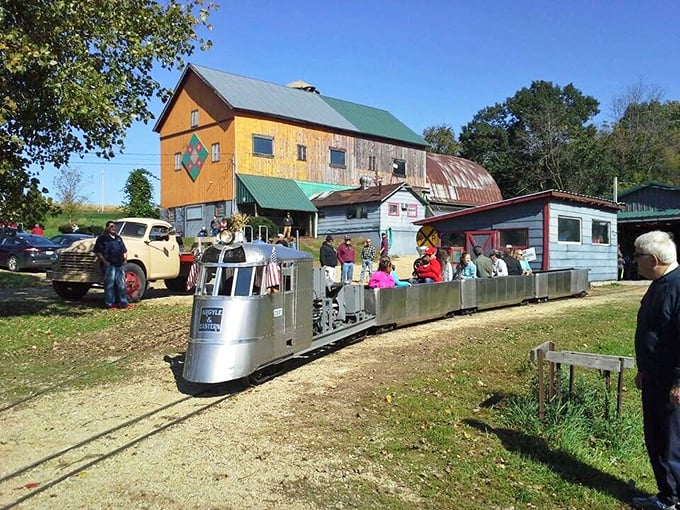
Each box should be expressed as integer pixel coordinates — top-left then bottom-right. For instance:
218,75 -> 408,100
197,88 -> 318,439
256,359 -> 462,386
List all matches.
183,242 -> 313,383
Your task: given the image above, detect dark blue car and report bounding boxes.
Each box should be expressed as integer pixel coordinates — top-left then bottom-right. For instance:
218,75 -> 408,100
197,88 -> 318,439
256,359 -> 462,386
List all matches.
0,234 -> 60,272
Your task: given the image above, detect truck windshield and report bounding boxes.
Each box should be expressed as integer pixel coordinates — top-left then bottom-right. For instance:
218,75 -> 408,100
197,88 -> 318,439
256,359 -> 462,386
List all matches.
116,222 -> 147,238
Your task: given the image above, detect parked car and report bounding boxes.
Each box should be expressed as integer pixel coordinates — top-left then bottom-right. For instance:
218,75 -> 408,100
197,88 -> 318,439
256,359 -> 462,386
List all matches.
0,234 -> 60,272
50,233 -> 94,248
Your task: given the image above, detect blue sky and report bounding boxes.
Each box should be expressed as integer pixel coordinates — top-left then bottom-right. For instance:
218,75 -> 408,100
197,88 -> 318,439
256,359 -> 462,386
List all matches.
43,0 -> 680,207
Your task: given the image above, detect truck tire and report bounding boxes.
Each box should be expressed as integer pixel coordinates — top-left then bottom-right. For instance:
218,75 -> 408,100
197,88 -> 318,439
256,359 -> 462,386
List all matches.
52,281 -> 91,300
164,276 -> 191,293
124,263 -> 146,302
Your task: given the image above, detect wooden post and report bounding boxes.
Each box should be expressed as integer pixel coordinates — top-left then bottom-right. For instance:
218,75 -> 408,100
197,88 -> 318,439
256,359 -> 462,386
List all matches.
616,358 -> 625,419
569,365 -> 575,399
604,370 -> 611,420
537,348 -> 545,420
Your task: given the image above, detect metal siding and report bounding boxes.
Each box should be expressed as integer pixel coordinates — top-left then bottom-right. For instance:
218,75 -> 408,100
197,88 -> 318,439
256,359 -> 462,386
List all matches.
426,154 -> 503,206
237,174 -> 317,212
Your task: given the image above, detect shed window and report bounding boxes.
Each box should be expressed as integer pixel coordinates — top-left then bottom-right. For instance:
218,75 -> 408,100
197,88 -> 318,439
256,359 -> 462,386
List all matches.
558,216 -> 581,243
330,148 -> 346,167
407,204 -> 418,218
592,221 -> 610,245
253,135 -> 274,157
346,206 -> 368,220
499,229 -> 528,248
388,203 -> 399,216
392,159 -> 406,177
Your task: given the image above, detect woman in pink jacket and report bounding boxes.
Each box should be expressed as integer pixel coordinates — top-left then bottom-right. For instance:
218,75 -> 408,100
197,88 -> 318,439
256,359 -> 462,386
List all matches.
368,257 -> 396,288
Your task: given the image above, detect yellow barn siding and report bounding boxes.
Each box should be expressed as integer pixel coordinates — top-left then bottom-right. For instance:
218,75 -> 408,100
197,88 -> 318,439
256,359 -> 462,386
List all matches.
159,75 -> 237,209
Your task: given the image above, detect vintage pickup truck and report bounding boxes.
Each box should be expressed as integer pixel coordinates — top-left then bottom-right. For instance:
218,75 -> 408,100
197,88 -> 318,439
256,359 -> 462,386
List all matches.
48,217 -> 196,302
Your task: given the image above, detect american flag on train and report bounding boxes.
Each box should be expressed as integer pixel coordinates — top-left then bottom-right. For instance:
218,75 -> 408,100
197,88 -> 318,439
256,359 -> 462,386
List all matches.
265,247 -> 280,288
185,252 -> 202,291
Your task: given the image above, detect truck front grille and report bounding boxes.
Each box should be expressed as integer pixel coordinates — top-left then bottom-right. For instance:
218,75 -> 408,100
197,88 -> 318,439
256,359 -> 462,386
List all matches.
59,252 -> 98,273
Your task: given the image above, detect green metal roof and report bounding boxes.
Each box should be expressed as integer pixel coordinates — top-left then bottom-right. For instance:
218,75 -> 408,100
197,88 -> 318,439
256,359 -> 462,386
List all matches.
236,174 -> 317,212
618,209 -> 680,221
321,95 -> 428,147
293,179 -> 354,198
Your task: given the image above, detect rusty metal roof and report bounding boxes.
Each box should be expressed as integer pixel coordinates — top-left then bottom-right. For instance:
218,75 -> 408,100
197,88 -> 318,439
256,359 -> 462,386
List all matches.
426,154 -> 503,206
311,183 -> 408,207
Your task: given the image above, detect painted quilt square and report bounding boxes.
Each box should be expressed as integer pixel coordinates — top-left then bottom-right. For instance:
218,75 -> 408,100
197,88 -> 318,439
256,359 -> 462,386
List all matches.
182,134 -> 208,182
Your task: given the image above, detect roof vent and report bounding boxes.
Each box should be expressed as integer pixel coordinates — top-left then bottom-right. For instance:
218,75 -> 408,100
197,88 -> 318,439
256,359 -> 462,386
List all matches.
286,80 -> 320,94
359,175 -> 373,190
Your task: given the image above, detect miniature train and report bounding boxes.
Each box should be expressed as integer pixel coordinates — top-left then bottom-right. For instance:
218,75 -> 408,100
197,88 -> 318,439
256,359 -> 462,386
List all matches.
182,241 -> 589,384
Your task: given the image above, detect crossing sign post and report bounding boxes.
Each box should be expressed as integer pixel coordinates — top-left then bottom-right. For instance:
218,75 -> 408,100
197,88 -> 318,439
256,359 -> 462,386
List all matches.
416,225 -> 439,248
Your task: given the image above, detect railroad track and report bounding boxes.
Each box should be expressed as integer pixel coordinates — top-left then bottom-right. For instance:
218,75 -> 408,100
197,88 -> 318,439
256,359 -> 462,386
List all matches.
0,374 -> 240,509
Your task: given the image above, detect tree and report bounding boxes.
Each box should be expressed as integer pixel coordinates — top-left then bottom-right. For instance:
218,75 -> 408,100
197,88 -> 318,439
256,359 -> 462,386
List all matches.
53,167 -> 89,224
459,81 -> 610,197
122,169 -> 158,218
0,167 -> 60,226
605,82 -> 680,186
0,1 -> 216,220
422,124 -> 460,155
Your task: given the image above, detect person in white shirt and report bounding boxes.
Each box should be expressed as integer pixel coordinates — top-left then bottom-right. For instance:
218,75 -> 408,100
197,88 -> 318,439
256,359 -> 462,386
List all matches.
490,250 -> 508,277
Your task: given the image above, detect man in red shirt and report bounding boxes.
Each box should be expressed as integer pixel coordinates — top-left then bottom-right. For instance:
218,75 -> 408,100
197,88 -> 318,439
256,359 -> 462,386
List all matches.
414,246 -> 442,283
30,224 -> 44,236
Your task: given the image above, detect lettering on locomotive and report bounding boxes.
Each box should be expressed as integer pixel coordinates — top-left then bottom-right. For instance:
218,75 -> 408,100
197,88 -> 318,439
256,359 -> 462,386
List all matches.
199,307 -> 224,332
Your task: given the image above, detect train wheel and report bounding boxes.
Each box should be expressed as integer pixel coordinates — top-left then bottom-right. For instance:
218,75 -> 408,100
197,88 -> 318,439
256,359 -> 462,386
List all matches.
124,263 -> 146,302
247,365 -> 282,385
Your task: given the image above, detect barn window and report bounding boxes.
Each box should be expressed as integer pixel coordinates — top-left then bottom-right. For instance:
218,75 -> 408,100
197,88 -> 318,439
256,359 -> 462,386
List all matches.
190,109 -> 199,128
211,143 -> 220,162
392,159 -> 406,177
368,155 -> 377,171
297,144 -> 307,161
592,220 -> 610,245
330,148 -> 346,168
253,135 -> 274,157
558,216 -> 581,243
174,152 -> 181,171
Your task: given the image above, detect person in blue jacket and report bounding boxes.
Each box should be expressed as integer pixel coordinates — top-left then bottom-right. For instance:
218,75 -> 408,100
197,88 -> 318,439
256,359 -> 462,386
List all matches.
632,230 -> 680,510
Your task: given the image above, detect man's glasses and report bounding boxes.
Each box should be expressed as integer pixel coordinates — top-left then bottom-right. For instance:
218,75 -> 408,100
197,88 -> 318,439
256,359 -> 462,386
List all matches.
634,252 -> 652,259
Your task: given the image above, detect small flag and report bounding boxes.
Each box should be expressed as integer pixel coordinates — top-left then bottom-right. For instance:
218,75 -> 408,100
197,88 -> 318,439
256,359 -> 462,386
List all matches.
185,252 -> 202,291
265,247 -> 280,288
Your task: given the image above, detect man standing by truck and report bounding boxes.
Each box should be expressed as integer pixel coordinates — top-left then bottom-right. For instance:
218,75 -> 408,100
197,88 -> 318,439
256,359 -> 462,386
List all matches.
93,221 -> 132,310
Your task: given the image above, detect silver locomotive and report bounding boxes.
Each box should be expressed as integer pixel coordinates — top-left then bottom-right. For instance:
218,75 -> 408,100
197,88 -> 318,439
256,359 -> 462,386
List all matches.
183,241 -> 589,384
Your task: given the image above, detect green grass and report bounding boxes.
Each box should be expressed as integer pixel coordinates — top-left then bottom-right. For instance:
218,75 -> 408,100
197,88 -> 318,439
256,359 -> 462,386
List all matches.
299,293 -> 648,509
0,271 -> 45,289
44,205 -> 120,237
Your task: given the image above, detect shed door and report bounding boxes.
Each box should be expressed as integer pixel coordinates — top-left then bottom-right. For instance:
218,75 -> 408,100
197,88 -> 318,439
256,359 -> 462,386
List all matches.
465,231 -> 498,254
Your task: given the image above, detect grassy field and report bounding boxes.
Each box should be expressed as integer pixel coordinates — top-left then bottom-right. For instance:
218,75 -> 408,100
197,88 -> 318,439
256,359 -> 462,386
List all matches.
0,276 -> 649,508
43,205 -> 120,237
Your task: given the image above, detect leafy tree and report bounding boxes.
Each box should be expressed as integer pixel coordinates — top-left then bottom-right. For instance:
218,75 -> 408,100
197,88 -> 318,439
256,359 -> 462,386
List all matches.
605,83 -> 680,187
422,124 -> 460,155
53,167 -> 89,224
460,81 -> 610,197
122,169 -> 159,218
0,165 -> 60,226
0,0 -> 215,218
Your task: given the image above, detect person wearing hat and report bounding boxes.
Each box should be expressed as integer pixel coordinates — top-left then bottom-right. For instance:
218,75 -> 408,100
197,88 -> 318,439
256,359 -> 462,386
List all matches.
337,235 -> 356,284
359,238 -> 378,284
319,235 -> 337,283
502,244 -> 522,275
413,246 -> 442,283
197,226 -> 209,238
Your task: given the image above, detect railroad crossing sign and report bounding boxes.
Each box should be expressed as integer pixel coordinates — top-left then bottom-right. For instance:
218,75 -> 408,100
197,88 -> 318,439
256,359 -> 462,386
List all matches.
416,225 -> 439,247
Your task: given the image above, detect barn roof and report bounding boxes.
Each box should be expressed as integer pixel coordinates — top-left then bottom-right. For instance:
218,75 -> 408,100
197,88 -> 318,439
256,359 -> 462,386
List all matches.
154,64 -> 427,147
425,154 -> 503,206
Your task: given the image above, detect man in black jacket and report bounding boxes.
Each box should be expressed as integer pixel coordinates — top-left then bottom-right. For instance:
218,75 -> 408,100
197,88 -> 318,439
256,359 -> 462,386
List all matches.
502,244 -> 522,276
632,231 -> 680,510
319,235 -> 337,284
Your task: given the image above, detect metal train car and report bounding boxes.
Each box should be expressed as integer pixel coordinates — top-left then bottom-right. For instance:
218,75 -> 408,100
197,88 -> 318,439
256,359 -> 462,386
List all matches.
182,241 -> 589,384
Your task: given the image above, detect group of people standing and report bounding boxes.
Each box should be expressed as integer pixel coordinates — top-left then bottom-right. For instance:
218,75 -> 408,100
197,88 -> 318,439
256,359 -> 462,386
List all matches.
320,232 -> 389,285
